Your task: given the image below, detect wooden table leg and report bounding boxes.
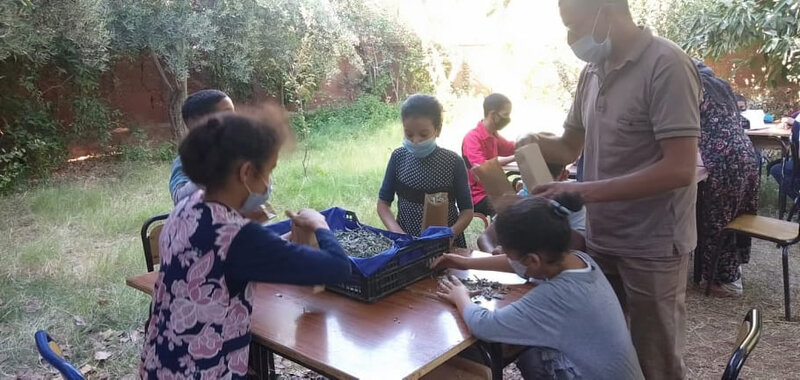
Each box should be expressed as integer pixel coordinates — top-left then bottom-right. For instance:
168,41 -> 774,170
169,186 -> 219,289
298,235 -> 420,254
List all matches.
248,342 -> 276,380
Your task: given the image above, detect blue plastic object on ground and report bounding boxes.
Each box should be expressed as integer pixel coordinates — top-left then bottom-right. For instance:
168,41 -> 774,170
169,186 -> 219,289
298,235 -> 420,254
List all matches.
35,330 -> 84,380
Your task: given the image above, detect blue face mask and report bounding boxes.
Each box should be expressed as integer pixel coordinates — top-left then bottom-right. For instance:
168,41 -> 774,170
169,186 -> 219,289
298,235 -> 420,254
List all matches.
403,137 -> 437,158
570,7 -> 612,64
241,176 -> 271,214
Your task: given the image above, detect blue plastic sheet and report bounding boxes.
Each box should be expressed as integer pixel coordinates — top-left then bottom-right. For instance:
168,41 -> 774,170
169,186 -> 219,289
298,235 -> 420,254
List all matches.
265,207 -> 452,277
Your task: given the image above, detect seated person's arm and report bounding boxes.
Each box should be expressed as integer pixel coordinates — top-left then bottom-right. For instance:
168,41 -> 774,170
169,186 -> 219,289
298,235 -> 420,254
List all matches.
169,157 -> 199,205
450,158 -> 474,236
496,135 -> 517,166
497,156 -> 516,166
226,222 -> 352,286
433,251 -> 514,273
377,200 -> 404,234
378,154 -> 405,234
437,277 -> 554,345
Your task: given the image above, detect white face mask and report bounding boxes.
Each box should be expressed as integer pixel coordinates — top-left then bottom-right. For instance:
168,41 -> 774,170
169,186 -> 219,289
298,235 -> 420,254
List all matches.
570,7 -> 612,64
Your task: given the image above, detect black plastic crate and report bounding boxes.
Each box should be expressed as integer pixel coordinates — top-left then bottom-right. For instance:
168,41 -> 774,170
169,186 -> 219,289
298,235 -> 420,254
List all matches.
327,230 -> 450,303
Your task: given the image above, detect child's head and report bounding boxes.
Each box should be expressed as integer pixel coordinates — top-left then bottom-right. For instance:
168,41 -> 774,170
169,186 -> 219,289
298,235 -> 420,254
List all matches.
494,195 -> 584,277
483,93 -> 512,130
401,94 -> 443,143
182,89 -> 235,128
735,94 -> 747,111
179,113 -> 285,211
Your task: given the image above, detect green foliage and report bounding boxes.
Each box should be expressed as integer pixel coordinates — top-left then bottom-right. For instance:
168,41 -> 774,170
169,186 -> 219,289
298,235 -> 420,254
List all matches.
0,92 -> 67,194
300,95 -> 400,138
119,129 -> 175,162
0,0 -> 432,192
664,0 -> 800,86
336,0 -> 433,100
0,0 -> 110,69
0,0 -> 117,192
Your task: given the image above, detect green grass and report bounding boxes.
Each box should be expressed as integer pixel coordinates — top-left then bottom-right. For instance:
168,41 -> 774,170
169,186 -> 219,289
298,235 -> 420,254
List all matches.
0,101 -> 488,378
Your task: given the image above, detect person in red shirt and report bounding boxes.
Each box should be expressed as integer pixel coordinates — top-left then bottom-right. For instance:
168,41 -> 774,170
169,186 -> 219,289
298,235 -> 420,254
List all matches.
462,93 -> 517,216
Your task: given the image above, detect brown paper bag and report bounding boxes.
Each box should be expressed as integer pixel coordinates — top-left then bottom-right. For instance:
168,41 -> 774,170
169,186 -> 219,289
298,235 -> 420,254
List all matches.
289,219 -> 324,293
421,192 -> 449,231
290,222 -> 319,248
515,143 -> 553,188
471,158 -> 515,206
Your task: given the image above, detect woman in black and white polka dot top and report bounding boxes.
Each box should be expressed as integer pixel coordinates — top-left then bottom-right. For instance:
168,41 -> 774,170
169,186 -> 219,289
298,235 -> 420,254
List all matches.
377,94 -> 474,247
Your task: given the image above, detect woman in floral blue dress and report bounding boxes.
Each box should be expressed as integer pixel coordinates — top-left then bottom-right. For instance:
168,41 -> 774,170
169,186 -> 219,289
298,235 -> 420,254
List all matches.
140,113 -> 351,379
695,62 -> 760,296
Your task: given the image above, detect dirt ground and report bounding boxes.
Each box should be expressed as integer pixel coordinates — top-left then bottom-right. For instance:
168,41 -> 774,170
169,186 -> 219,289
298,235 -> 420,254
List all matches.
272,238 -> 800,379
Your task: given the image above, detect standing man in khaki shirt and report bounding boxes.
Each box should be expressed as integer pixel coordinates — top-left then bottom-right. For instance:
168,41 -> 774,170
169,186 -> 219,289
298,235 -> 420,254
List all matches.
521,0 -> 702,378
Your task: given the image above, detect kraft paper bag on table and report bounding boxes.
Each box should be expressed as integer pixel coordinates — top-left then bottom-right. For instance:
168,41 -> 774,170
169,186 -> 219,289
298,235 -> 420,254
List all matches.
421,192 -> 449,231
471,158 -> 516,209
515,143 -> 553,189
290,221 -> 325,293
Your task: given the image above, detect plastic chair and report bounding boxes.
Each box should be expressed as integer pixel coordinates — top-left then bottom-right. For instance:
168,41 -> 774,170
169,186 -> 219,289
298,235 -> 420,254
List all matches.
473,212 -> 490,230
34,331 -> 84,380
140,214 -> 168,272
721,308 -> 762,380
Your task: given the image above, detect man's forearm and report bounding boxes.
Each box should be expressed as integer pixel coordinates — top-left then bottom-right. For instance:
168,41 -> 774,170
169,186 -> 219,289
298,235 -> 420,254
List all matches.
578,154 -> 697,203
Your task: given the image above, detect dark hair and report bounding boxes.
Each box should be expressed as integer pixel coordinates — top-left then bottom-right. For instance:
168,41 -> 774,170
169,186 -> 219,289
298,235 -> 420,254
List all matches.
483,93 -> 511,117
182,89 -> 230,124
495,195 -> 584,263
401,94 -> 443,131
179,113 -> 283,191
735,94 -> 747,103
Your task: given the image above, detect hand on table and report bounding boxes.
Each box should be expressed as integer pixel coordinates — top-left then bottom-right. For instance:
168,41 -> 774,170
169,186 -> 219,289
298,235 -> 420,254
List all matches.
431,253 -> 467,271
436,275 -> 471,307
782,117 -> 796,129
286,209 -> 329,231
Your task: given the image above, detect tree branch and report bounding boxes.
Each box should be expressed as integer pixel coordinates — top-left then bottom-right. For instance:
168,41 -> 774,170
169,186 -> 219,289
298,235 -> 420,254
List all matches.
150,50 -> 174,93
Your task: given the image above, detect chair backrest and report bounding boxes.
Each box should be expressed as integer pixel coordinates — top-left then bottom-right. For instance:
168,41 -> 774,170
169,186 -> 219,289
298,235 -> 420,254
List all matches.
34,331 -> 84,380
722,308 -> 762,380
141,214 -> 169,272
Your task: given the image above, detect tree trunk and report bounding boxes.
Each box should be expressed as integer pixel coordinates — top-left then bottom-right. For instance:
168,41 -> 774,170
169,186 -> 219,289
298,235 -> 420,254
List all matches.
168,79 -> 188,141
150,50 -> 188,141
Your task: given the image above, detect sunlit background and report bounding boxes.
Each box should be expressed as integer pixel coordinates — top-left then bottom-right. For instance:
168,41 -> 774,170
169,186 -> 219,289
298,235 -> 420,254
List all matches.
379,0 -> 584,151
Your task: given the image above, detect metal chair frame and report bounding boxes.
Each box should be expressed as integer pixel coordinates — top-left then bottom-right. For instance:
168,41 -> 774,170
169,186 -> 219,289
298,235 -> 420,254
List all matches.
140,214 -> 169,272
721,308 -> 762,380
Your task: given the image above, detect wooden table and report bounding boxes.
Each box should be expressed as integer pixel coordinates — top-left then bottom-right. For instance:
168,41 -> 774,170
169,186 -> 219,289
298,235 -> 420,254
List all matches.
127,253 -> 530,380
